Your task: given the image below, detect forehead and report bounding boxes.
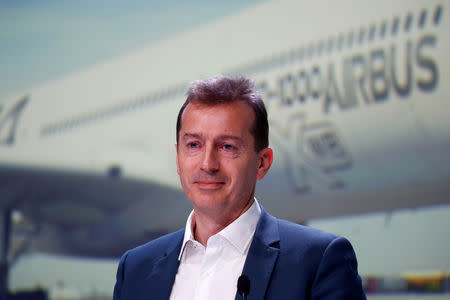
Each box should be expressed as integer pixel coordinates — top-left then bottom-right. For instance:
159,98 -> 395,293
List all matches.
180,101 -> 255,136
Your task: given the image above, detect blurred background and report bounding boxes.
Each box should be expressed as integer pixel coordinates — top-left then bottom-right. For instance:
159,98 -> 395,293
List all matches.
1,0 -> 449,299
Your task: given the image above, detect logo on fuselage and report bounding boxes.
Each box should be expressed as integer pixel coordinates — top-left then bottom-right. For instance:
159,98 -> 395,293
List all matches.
0,95 -> 29,146
227,5 -> 443,193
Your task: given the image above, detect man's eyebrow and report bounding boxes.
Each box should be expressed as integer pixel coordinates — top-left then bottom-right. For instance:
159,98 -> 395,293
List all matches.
182,133 -> 202,140
217,135 -> 244,143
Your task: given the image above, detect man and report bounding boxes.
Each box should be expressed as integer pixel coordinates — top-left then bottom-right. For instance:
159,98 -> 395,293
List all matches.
113,76 -> 366,299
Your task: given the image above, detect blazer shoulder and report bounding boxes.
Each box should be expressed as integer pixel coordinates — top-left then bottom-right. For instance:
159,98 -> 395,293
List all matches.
275,218 -> 354,265
114,229 -> 185,300
276,218 -> 364,296
124,229 -> 184,269
277,218 -> 337,247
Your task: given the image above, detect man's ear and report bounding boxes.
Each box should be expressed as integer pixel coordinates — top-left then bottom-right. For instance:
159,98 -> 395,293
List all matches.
256,147 -> 273,180
175,144 -> 180,174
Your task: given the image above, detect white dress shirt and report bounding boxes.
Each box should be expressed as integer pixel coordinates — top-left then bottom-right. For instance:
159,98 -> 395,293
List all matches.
169,199 -> 261,300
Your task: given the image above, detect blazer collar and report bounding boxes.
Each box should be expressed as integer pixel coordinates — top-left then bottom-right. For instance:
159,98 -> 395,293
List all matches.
237,205 -> 280,300
145,229 -> 185,299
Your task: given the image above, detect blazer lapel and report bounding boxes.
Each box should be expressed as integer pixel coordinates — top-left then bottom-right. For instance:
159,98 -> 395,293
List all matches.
144,230 -> 184,299
237,207 -> 280,300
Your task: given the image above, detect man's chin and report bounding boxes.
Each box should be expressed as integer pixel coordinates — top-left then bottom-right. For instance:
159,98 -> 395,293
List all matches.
190,195 -> 226,211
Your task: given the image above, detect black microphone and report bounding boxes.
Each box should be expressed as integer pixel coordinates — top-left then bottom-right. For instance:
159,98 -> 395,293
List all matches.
237,275 -> 250,300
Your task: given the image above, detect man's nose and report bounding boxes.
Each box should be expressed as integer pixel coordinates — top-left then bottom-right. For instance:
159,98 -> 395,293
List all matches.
200,145 -> 219,173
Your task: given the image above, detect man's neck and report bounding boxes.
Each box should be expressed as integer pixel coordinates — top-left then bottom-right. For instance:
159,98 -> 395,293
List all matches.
192,198 -> 254,246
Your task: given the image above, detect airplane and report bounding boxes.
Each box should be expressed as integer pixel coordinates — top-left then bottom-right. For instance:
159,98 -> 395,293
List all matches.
0,0 -> 449,293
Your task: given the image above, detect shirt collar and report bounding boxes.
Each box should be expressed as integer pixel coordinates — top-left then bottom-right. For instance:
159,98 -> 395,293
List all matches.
178,210 -> 196,260
178,198 -> 261,260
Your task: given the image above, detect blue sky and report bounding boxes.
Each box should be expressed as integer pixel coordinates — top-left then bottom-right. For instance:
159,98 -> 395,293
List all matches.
0,0 -> 264,100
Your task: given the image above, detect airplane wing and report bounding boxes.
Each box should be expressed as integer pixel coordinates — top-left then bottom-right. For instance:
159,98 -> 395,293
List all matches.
0,162 -> 190,258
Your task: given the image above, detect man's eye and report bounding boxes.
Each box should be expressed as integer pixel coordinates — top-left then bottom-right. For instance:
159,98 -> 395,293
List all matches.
223,144 -> 234,150
188,142 -> 199,148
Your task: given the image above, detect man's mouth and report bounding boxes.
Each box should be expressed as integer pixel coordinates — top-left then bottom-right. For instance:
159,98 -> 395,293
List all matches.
194,181 -> 225,189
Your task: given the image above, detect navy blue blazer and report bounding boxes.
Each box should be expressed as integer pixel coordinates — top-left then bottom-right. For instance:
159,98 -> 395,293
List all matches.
113,206 -> 366,299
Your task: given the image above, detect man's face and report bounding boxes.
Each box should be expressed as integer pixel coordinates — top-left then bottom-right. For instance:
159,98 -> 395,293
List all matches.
176,101 -> 272,218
